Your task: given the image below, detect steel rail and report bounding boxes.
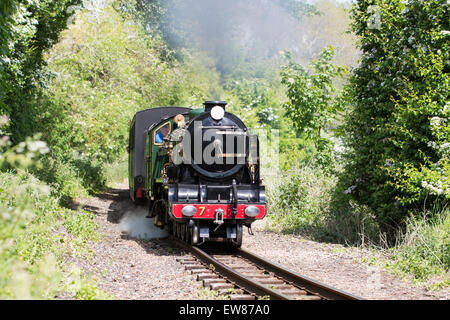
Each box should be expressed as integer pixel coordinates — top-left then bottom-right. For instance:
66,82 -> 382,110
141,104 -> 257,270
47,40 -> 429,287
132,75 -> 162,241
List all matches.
170,236 -> 364,300
170,236 -> 293,300
237,248 -> 363,300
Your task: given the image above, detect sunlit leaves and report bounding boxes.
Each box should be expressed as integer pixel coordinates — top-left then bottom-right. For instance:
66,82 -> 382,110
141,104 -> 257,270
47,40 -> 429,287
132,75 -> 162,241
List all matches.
281,46 -> 348,169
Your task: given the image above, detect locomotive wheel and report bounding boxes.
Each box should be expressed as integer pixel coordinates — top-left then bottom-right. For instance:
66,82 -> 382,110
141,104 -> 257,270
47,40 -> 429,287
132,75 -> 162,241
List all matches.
180,223 -> 185,241
171,221 -> 176,236
233,224 -> 243,248
191,225 -> 199,245
186,225 -> 192,244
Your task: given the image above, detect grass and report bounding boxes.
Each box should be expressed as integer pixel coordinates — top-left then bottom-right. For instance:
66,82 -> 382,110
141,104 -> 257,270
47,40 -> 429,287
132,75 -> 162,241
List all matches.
264,165 -> 374,243
65,266 -> 114,300
266,166 -> 336,236
103,156 -> 128,188
381,209 -> 449,289
197,288 -> 229,300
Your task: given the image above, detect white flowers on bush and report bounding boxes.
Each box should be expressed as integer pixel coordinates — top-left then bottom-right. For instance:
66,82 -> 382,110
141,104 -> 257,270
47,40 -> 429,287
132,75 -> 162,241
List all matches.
427,140 -> 437,149
443,103 -> 449,114
0,115 -> 10,127
440,142 -> 450,154
427,139 -> 450,155
430,116 -> 441,126
28,141 -> 49,154
0,136 -> 10,147
421,180 -> 443,195
16,140 -> 49,156
344,185 -> 357,194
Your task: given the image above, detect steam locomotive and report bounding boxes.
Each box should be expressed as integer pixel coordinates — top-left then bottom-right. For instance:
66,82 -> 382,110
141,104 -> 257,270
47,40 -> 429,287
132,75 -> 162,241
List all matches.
128,101 -> 265,247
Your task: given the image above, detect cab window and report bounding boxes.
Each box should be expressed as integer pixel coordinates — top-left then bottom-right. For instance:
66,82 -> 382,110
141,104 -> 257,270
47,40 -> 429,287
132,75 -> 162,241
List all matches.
154,122 -> 171,145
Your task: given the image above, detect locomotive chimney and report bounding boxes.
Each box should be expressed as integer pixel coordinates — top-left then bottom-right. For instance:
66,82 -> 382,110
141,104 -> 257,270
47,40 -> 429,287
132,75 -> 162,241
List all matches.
204,100 -> 227,112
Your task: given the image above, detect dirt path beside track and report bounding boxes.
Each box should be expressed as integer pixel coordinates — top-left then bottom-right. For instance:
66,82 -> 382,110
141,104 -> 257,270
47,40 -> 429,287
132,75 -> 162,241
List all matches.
75,186 -> 201,299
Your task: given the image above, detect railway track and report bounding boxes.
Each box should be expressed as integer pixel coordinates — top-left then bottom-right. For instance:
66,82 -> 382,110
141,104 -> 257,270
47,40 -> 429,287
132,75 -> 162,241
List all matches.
170,236 -> 363,301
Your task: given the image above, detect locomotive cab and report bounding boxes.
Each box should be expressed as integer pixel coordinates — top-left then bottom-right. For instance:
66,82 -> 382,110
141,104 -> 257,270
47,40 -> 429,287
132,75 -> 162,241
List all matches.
128,107 -> 191,202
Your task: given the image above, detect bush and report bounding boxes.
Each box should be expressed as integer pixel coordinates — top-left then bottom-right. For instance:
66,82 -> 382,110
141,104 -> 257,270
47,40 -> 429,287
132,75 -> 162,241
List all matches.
43,5 -> 169,163
267,164 -> 449,286
279,136 -> 315,171
266,164 -> 381,244
267,166 -> 337,236
0,0 -> 82,138
0,169 -> 103,298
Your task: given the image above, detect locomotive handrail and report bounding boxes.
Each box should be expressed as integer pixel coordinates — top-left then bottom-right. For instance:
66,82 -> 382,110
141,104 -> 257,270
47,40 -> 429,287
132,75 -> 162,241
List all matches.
199,125 -> 238,129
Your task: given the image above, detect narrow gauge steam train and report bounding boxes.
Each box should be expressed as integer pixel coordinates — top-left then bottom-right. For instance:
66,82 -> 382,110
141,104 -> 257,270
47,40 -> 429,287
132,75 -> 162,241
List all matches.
128,101 -> 265,247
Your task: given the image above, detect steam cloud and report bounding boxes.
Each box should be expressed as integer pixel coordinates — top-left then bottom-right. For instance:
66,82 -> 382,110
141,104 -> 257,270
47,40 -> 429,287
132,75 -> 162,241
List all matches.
152,0 -> 356,76
118,208 -> 168,240
155,0 -> 315,74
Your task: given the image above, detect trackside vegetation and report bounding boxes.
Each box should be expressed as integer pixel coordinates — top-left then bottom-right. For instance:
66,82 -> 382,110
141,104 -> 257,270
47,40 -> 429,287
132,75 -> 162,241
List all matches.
0,0 -> 448,298
269,0 -> 449,288
0,120 -> 112,298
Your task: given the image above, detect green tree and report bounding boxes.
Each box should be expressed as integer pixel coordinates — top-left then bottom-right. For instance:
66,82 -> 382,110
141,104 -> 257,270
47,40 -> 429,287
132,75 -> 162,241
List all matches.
343,0 -> 449,226
0,0 -> 18,113
0,0 -> 81,141
281,46 -> 348,169
41,3 -> 217,165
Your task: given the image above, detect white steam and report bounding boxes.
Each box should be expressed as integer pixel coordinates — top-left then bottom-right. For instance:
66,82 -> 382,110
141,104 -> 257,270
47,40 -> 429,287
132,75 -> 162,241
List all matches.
118,208 -> 168,240
156,0 -> 358,74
